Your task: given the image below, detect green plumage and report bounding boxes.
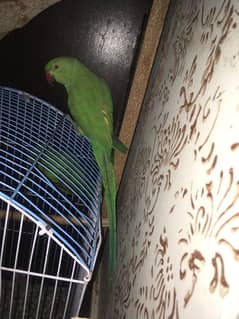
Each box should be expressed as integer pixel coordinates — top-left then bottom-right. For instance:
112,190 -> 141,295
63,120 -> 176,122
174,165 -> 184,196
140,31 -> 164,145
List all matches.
45,56 -> 126,279
36,144 -> 87,196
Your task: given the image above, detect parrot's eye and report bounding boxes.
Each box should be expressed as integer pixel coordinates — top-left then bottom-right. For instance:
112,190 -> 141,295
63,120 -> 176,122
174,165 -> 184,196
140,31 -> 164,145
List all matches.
54,64 -> 59,69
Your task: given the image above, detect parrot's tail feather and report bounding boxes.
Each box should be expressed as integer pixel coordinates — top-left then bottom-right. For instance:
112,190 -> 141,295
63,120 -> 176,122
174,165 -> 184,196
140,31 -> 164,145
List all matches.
92,143 -> 117,282
112,136 -> 128,154
102,153 -> 117,278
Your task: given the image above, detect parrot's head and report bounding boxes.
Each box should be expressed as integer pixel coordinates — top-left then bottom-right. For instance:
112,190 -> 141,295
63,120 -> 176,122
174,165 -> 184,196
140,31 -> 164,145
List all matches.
45,57 -> 77,86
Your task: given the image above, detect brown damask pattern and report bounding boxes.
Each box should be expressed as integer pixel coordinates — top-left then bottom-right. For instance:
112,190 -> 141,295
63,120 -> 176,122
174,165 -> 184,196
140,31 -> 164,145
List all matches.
112,1 -> 239,318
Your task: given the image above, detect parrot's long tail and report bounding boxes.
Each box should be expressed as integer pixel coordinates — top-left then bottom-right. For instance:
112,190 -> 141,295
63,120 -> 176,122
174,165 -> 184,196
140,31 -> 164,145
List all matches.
92,143 -> 117,280
112,136 -> 128,154
103,154 -> 117,277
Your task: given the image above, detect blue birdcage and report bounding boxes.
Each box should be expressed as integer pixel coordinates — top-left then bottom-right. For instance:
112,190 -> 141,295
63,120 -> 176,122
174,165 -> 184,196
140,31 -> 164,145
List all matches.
0,86 -> 102,318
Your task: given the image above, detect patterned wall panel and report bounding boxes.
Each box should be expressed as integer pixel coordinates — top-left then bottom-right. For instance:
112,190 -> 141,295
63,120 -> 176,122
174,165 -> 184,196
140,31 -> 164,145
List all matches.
111,0 -> 239,318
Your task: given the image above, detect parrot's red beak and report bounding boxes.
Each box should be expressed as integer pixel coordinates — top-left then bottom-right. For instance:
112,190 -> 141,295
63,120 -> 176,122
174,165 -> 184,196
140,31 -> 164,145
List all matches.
45,72 -> 55,85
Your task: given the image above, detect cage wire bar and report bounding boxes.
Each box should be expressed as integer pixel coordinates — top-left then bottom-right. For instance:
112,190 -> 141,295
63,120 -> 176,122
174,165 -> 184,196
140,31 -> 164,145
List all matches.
0,86 -> 102,319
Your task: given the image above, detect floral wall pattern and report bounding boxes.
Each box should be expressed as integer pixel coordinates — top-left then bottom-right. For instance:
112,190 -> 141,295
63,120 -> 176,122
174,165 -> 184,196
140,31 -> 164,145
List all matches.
93,0 -> 239,318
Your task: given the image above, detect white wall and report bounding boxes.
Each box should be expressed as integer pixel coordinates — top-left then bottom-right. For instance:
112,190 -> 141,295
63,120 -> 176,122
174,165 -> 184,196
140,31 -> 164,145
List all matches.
92,1 -> 239,318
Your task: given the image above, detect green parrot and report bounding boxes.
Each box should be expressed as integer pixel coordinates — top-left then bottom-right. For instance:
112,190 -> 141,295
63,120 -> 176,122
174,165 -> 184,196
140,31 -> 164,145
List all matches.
45,56 -> 127,279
